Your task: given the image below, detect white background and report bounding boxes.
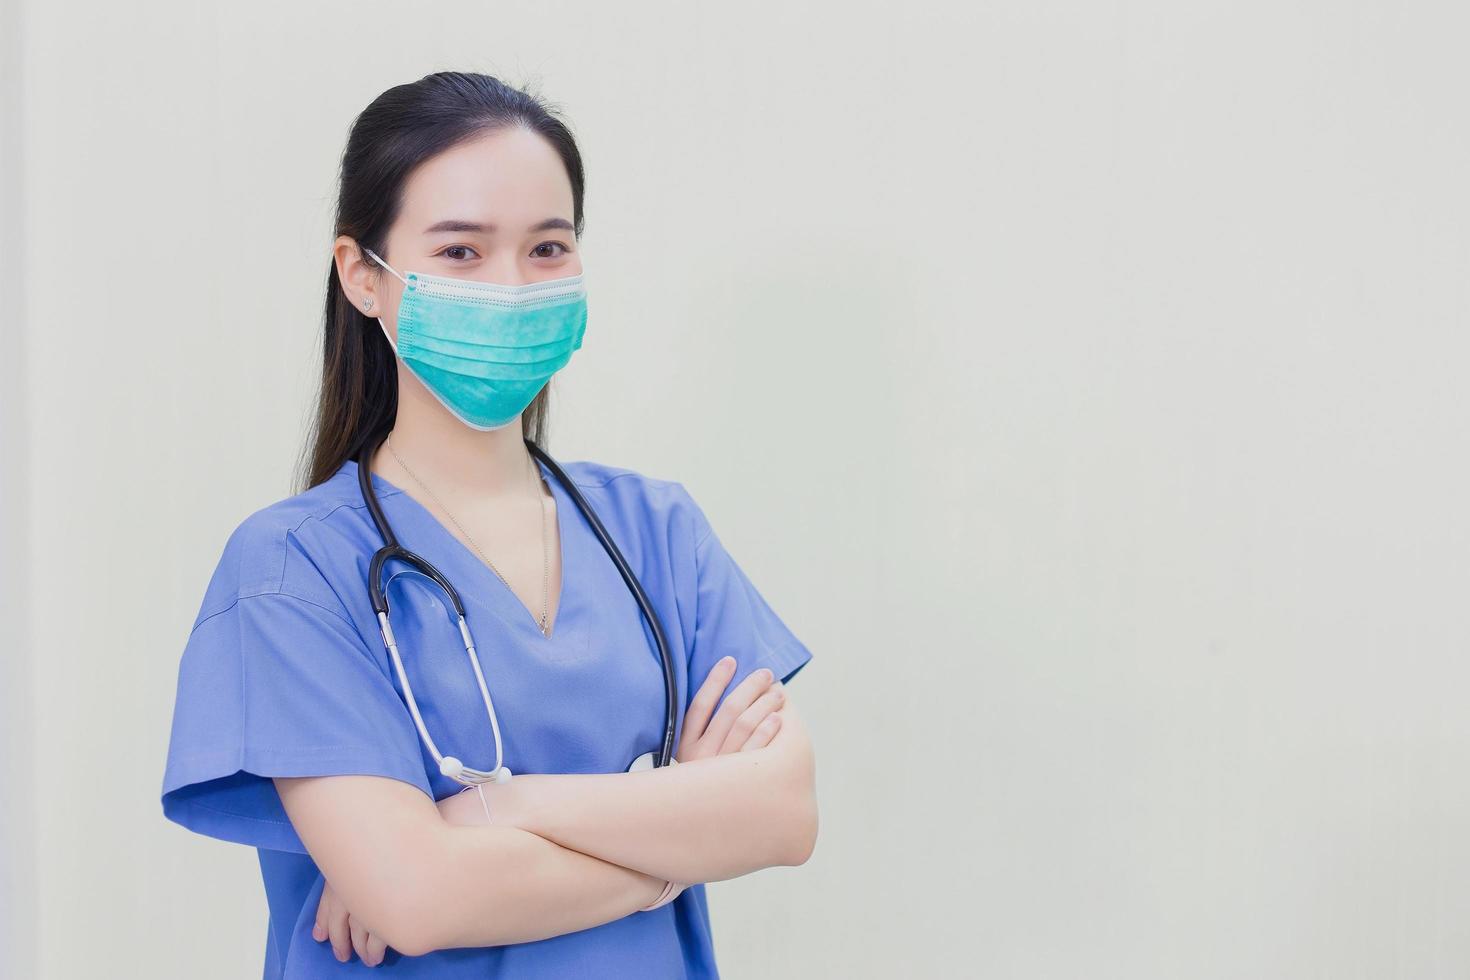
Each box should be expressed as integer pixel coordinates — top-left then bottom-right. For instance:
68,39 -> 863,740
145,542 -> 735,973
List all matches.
3,2 -> 1468,978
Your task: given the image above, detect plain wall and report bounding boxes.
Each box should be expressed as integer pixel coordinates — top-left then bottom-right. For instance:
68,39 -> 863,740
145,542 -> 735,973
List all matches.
1,0 -> 35,975
4,2 -> 1470,977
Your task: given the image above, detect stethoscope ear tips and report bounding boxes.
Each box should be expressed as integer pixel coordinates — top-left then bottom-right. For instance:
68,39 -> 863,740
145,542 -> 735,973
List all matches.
494,767 -> 513,784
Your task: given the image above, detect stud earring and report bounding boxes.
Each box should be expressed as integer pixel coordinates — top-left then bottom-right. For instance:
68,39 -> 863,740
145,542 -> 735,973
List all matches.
363,295 -> 374,311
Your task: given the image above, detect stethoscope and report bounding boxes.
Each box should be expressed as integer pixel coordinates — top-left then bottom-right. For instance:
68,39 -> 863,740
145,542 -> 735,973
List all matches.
356,433 -> 679,786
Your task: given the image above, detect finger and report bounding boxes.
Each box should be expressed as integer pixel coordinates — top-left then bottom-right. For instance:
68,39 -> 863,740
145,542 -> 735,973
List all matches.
313,883 -> 334,942
677,656 -> 737,759
366,931 -> 388,968
720,681 -> 786,755
741,711 -> 783,751
701,667 -> 776,754
327,903 -> 352,963
350,915 -> 370,965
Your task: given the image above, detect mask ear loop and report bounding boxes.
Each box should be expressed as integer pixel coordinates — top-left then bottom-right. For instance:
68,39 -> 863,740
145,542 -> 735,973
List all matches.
363,245 -> 407,284
363,246 -> 407,352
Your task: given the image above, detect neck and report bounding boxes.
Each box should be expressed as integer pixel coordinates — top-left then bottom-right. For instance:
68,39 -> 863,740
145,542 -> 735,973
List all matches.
380,376 -> 537,499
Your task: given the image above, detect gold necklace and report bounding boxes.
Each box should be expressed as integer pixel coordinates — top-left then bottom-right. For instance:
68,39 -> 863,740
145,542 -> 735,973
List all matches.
386,434 -> 553,636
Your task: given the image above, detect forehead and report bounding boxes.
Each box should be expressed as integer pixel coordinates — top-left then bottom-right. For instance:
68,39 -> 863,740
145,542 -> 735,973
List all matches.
397,126 -> 574,228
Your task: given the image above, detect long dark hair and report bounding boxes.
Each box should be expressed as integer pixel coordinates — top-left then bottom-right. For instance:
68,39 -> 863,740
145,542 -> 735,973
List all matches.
294,71 -> 587,493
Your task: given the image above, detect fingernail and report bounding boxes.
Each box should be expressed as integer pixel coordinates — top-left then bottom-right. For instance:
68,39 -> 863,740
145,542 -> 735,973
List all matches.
760,668 -> 773,683
721,656 -> 736,668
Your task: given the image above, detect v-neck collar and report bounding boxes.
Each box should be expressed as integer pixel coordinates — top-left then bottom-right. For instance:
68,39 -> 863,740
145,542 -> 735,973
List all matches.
347,455 -> 571,641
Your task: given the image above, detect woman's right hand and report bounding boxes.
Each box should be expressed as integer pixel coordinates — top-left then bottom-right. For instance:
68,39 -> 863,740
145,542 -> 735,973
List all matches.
676,656 -> 786,763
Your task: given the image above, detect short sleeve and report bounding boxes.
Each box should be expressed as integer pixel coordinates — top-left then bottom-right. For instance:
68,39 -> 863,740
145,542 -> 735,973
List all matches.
682,488 -> 815,713
160,590 -> 433,854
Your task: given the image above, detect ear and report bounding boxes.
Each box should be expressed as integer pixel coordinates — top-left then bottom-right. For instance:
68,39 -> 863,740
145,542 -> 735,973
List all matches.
333,235 -> 380,316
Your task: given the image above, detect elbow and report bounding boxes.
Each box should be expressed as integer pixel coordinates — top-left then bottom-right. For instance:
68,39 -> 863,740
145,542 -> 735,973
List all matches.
779,786 -> 819,866
327,878 -> 436,958
366,829 -> 463,958
369,872 -> 444,958
773,743 -> 819,867
379,824 -> 526,956
380,920 -> 435,961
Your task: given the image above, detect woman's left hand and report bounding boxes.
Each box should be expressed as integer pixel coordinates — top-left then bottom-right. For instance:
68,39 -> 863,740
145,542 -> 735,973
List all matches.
312,878 -> 388,967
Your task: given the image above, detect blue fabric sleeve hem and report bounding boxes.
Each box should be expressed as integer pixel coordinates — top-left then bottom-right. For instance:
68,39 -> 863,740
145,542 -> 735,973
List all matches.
161,746 -> 433,854
767,637 -> 815,686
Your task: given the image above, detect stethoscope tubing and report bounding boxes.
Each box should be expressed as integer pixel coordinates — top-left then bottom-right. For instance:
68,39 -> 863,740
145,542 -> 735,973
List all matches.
356,433 -> 679,779
528,440 -> 679,770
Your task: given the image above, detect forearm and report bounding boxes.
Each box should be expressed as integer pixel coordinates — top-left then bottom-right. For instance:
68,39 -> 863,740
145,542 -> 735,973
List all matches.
409,820 -> 666,954
497,708 -> 817,883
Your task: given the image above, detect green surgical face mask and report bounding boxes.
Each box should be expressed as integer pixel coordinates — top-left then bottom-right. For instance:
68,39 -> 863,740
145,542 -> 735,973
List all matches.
363,247 -> 588,430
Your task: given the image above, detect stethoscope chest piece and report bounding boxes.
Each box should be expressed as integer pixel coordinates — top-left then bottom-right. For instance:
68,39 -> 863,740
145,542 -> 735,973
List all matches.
628,751 -> 679,772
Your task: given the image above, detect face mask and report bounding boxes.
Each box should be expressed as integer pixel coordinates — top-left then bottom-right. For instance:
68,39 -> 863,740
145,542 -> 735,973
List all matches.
362,247 -> 588,431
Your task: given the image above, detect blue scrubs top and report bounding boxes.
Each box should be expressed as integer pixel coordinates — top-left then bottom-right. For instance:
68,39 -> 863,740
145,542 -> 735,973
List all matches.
160,455 -> 813,979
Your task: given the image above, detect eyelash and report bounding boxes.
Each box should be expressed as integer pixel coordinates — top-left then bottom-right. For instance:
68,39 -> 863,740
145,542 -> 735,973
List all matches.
437,243 -> 570,261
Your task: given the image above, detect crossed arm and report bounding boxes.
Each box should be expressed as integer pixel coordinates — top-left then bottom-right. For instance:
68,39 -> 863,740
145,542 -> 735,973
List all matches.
275,658 -> 817,961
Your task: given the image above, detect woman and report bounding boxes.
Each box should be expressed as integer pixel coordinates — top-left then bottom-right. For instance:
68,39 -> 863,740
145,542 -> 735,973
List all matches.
160,71 -> 818,977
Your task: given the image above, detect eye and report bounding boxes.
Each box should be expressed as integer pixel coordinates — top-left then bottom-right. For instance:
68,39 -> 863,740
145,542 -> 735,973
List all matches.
532,241 -> 570,259
436,244 -> 479,261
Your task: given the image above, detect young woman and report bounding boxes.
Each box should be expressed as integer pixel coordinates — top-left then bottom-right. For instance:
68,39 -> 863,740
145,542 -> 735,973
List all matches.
160,71 -> 817,977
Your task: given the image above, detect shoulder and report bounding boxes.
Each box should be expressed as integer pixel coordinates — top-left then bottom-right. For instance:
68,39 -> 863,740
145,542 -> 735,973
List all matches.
193,465 -> 372,627
551,456 -> 715,546
551,457 -> 679,492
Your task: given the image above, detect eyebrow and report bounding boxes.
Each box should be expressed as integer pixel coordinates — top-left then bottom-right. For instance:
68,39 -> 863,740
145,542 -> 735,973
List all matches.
423,217 -> 574,234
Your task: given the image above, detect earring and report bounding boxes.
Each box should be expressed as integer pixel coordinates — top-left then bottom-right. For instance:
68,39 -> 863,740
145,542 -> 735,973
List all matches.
363,295 -> 374,311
